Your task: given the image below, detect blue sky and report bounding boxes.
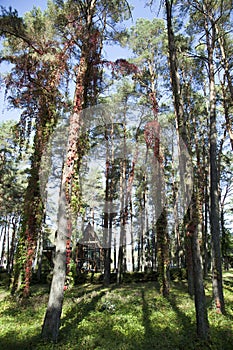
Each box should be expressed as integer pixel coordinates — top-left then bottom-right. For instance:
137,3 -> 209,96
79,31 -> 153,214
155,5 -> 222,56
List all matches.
0,0 -> 157,121
0,0 -> 156,60
0,0 -> 156,18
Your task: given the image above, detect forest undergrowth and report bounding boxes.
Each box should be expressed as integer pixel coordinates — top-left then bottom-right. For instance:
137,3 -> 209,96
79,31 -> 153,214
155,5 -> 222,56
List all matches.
0,270 -> 232,350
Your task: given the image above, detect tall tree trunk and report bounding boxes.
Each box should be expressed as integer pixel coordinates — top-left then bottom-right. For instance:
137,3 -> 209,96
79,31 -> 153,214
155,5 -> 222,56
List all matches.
9,217 -> 18,274
21,102 -> 58,298
117,154 -> 127,284
137,235 -> 141,272
36,232 -> 44,282
219,74 -> 233,151
41,182 -> 68,342
145,115 -> 169,294
185,214 -> 194,296
202,144 -> 209,278
42,47 -> 89,341
42,0 -> 102,337
12,75 -> 62,297
165,0 -> 209,337
155,154 -> 169,296
1,223 -> 6,268
220,203 -> 227,270
140,190 -> 146,272
103,126 -> 112,286
187,214 -> 209,339
216,24 -> 233,146
130,199 -> 135,272
127,129 -> 140,272
204,8 -> 225,314
157,207 -> 169,296
151,223 -> 157,272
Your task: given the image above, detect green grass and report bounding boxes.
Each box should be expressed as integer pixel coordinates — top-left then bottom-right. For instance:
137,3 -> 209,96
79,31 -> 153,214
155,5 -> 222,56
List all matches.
0,271 -> 233,350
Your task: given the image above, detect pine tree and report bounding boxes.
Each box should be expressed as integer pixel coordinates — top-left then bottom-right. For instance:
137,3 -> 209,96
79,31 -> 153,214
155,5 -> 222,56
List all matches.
0,6 -> 67,296
41,0 -> 132,341
164,0 -> 209,338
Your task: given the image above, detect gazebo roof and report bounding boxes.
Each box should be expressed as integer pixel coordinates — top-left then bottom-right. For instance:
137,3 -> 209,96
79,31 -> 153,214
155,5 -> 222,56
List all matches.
79,223 -> 102,249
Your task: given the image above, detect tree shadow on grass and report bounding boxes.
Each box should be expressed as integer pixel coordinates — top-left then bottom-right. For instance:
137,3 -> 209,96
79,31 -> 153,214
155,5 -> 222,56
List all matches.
209,323 -> 233,350
51,276 -> 233,349
152,280 -> 204,348
223,278 -> 233,293
2,281 -> 232,350
58,286 -> 107,342
140,286 -> 196,350
0,330 -> 42,350
0,284 -> 106,349
141,288 -> 164,349
65,283 -> 104,301
165,281 -> 233,349
141,289 -> 153,339
165,293 -> 197,340
60,285 -> 194,350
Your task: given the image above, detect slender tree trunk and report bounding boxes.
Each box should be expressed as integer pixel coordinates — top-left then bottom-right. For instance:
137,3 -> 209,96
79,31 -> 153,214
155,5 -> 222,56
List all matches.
140,193 -> 145,272
117,154 -> 127,284
145,118 -> 169,295
204,11 -> 225,314
9,217 -> 18,274
220,75 -> 233,151
151,223 -> 157,272
1,223 -> 6,268
113,236 -> 117,272
103,220 -> 112,285
185,215 -> 194,296
130,199 -> 135,272
36,234 -> 44,282
188,217 -> 209,339
155,159 -> 169,296
216,24 -> 233,124
103,128 -> 111,286
137,237 -> 141,272
202,143 -> 209,278
171,142 -> 181,268
26,152 -> 42,295
6,220 -> 10,274
220,204 -> 227,270
165,0 -> 209,336
157,207 -> 169,296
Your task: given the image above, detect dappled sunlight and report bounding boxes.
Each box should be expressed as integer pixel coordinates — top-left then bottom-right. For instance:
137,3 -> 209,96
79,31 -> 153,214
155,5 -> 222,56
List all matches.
0,273 -> 233,349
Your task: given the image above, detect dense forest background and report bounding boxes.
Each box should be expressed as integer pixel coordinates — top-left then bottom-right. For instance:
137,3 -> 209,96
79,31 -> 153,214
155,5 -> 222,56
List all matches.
0,0 -> 232,345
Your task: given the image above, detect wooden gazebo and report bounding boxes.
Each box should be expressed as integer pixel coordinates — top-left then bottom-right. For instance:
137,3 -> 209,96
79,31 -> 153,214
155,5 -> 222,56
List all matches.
74,223 -> 103,272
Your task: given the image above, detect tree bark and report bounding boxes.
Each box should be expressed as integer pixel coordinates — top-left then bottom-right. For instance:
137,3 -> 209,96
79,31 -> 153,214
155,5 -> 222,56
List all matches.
103,126 -> 112,286
41,183 -> 67,342
188,219 -> 209,339
165,0 -> 209,336
185,227 -> 194,296
117,153 -> 127,284
42,43 -> 89,341
204,5 -> 225,314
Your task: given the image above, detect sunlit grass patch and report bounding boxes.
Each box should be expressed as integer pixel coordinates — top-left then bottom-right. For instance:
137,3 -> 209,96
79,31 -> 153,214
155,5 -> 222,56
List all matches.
0,271 -> 232,349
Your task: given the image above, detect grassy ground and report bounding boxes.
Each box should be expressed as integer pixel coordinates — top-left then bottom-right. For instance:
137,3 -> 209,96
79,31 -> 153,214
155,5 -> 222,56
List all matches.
0,271 -> 232,350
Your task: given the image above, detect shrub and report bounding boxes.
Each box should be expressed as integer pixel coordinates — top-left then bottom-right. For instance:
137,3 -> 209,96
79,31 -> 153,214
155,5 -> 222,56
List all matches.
0,271 -> 11,287
170,267 -> 187,281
